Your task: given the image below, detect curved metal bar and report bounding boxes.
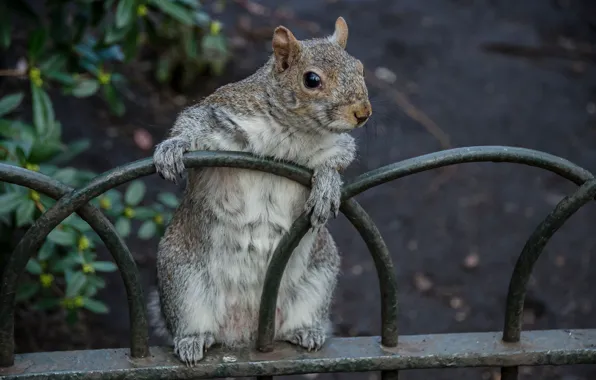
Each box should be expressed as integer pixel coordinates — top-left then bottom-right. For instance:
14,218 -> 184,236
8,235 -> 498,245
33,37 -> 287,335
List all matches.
502,179 -> 596,343
340,199 -> 398,347
0,163 -> 149,366
0,152 -> 312,366
343,146 -> 594,200
256,213 -> 312,352
256,198 -> 398,351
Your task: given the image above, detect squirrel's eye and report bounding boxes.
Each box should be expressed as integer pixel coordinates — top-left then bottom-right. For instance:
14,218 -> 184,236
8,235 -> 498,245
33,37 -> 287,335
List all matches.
303,72 -> 322,89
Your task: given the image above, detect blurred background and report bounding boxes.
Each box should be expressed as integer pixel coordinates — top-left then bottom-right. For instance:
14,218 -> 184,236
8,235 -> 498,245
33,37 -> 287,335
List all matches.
1,0 -> 596,379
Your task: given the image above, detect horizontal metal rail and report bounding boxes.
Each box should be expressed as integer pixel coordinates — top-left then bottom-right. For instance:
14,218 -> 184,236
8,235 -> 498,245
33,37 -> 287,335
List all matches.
1,145 -> 595,380
2,330 -> 595,380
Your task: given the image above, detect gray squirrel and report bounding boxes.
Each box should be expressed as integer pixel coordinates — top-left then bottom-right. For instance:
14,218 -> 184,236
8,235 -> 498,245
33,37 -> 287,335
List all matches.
148,16 -> 371,366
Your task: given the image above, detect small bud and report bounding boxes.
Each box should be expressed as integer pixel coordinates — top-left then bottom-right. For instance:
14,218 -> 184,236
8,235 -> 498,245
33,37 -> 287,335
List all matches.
153,214 -> 164,225
29,190 -> 41,202
99,197 -> 112,210
82,263 -> 95,274
25,163 -> 40,172
77,236 -> 90,251
40,273 -> 54,288
74,296 -> 84,308
210,21 -> 222,35
98,70 -> 111,85
137,4 -> 148,17
123,207 -> 135,219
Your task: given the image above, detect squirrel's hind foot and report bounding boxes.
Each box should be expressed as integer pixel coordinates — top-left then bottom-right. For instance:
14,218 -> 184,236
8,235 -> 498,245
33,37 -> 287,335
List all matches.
174,333 -> 215,366
287,327 -> 327,352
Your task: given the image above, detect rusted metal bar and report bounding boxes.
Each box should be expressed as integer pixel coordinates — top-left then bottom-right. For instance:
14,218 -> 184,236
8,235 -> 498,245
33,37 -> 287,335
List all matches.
503,179 -> 596,343
2,329 -> 595,380
0,164 -> 148,366
343,146 -> 594,200
0,152 -> 312,366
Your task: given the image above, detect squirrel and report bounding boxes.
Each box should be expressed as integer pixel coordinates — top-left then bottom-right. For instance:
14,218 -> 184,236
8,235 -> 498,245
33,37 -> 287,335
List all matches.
147,16 -> 371,366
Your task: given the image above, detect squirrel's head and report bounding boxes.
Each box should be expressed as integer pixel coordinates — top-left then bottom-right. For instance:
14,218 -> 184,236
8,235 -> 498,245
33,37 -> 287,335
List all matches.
270,17 -> 371,133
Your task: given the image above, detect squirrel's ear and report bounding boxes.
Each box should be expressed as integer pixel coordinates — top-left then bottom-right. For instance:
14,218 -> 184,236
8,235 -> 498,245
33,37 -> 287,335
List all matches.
329,17 -> 348,49
272,26 -> 300,72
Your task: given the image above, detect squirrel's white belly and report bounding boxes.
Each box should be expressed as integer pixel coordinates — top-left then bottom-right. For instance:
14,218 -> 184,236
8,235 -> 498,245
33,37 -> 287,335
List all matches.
199,167 -> 312,345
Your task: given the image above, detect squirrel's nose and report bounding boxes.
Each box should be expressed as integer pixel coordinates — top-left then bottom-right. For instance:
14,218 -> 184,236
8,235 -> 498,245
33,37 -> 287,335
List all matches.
353,101 -> 372,126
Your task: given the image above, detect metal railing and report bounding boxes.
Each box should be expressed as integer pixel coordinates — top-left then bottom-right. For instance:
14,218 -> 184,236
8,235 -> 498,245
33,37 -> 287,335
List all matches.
1,145 -> 595,380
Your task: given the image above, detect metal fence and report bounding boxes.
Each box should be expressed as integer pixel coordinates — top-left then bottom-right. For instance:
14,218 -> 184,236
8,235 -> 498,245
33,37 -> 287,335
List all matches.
1,145 -> 595,380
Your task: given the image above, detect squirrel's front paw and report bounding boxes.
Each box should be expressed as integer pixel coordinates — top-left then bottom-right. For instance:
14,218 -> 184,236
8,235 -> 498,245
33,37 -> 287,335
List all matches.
305,167 -> 342,228
154,138 -> 190,184
174,333 -> 215,366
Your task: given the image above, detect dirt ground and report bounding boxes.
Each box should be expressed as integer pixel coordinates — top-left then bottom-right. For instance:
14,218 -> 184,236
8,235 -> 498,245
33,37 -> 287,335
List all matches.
11,0 -> 596,379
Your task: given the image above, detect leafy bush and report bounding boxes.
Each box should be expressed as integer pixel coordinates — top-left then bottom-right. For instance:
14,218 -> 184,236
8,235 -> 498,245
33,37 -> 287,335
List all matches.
0,0 -> 226,323
0,96 -> 179,322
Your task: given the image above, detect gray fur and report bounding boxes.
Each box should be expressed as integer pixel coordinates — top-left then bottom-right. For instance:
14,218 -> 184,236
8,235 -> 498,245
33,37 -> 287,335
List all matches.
149,17 -> 371,366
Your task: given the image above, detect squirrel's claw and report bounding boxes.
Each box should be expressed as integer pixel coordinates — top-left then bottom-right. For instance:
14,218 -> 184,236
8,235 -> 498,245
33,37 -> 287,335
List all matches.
305,167 -> 342,228
173,333 -> 215,366
153,138 -> 190,184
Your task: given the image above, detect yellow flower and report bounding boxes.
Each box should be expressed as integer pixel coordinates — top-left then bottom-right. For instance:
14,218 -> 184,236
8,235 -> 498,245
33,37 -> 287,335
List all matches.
40,273 -> 54,288
74,296 -> 84,308
98,70 -> 111,85
210,21 -> 222,35
29,67 -> 43,87
153,214 -> 163,225
123,207 -> 135,219
99,196 -> 112,210
29,190 -> 41,202
82,263 -> 94,274
137,4 -> 148,17
25,163 -> 40,172
77,236 -> 90,251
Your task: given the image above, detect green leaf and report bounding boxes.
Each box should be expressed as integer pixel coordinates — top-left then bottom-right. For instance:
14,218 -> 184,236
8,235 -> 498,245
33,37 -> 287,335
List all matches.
44,71 -> 76,86
28,28 -> 47,61
47,228 -> 76,246
63,214 -> 92,232
49,139 -> 91,165
28,139 -> 64,163
65,271 -> 86,297
83,297 -> 109,313
52,168 -> 78,185
125,181 -> 146,206
16,282 -> 40,302
15,199 -> 36,227
133,207 -> 155,219
0,93 -> 24,117
31,84 -> 55,136
38,241 -> 55,261
115,217 -> 131,237
148,0 -> 194,25
102,83 -> 125,116
0,191 -> 24,214
116,0 -> 137,28
123,21 -> 140,62
158,192 -> 179,208
72,79 -> 100,98
34,298 -> 60,310
25,259 -> 42,275
138,220 -> 156,240
0,9 -> 11,49
92,261 -> 118,272
156,52 -> 174,84
39,54 -> 67,73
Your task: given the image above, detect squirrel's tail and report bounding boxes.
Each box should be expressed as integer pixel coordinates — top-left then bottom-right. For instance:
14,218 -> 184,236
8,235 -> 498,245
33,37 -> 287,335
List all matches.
147,287 -> 173,345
